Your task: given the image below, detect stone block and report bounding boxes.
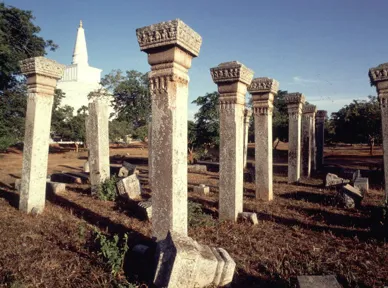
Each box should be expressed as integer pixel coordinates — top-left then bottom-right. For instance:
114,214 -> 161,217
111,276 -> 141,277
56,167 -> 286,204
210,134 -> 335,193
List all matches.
193,184 -> 210,195
117,174 -> 141,200
121,161 -> 137,176
297,275 -> 341,288
50,173 -> 82,184
138,200 -> 152,220
238,212 -> 258,225
325,173 -> 349,187
46,181 -> 66,195
188,164 -> 207,174
83,160 -> 90,173
354,177 -> 369,194
339,184 -> 363,208
154,232 -> 235,288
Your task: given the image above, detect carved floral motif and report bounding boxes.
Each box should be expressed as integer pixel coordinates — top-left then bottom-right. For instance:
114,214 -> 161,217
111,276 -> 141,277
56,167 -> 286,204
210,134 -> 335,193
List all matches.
136,19 -> 202,57
369,63 -> 388,85
248,77 -> 279,94
285,93 -> 305,105
303,104 -> 317,114
20,57 -> 65,79
210,61 -> 253,86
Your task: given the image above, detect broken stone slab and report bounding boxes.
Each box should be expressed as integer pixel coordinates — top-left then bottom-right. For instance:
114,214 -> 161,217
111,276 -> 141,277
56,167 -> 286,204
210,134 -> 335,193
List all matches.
297,275 -> 342,288
15,179 -> 66,195
154,232 -> 235,288
339,184 -> 363,208
138,200 -> 152,220
117,174 -> 141,200
238,212 -> 258,225
193,184 -> 210,195
339,168 -> 360,183
122,161 -> 137,175
325,173 -> 350,187
83,160 -> 90,173
354,177 -> 369,195
188,164 -> 207,174
50,173 -> 82,184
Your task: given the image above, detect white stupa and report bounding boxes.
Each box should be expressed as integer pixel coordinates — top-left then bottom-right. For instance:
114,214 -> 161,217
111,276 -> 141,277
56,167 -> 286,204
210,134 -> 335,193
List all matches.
57,20 -> 102,113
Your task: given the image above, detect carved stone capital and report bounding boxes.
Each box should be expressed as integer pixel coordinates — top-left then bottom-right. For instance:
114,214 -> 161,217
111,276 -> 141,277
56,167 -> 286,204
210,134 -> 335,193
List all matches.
285,92 -> 305,105
369,63 -> 388,85
303,104 -> 317,117
20,57 -> 65,80
136,19 -> 202,57
315,110 -> 327,122
210,61 -> 254,86
253,104 -> 273,116
248,77 -> 279,95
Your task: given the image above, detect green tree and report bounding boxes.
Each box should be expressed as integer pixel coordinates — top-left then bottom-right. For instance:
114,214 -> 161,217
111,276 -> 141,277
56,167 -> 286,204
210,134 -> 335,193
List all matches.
192,91 -> 220,147
101,70 -> 151,128
272,90 -> 289,145
0,3 -> 57,91
109,119 -> 134,142
331,95 -> 381,143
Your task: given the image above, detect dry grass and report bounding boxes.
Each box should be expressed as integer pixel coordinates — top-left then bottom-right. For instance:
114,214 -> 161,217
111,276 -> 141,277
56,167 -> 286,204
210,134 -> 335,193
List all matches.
0,144 -> 386,287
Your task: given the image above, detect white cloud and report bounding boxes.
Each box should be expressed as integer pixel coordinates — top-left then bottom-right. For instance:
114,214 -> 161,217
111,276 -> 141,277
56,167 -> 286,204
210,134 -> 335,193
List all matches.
292,76 -> 322,84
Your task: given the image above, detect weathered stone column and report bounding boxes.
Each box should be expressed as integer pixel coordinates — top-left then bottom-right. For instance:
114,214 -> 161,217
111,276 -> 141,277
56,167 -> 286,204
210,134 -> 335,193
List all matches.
88,93 -> 110,194
147,114 -> 152,190
369,63 -> 388,202
248,77 -> 278,201
311,113 -> 317,171
315,110 -> 327,170
301,104 -> 317,178
210,62 -> 254,220
243,108 -> 252,169
19,57 -> 65,213
285,93 -> 305,183
136,19 -> 202,240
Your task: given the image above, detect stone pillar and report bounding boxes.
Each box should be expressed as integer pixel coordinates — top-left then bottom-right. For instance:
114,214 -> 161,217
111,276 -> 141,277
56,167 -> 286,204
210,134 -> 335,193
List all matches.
148,114 -> 152,190
369,63 -> 388,202
18,57 -> 65,213
88,93 -> 110,194
136,19 -> 202,240
301,104 -> 317,178
315,110 -> 327,170
285,93 -> 305,184
210,62 -> 254,221
311,113 -> 317,171
248,77 -> 278,201
243,108 -> 252,169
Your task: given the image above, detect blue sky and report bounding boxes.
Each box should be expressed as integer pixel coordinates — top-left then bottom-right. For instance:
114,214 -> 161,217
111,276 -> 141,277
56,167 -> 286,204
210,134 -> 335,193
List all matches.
6,0 -> 387,119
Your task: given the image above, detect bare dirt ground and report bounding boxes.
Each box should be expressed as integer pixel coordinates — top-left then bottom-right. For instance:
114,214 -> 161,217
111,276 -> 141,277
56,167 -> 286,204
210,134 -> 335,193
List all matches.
0,144 -> 387,287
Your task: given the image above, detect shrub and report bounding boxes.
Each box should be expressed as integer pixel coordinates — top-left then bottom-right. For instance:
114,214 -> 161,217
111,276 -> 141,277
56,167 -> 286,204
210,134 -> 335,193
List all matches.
97,176 -> 118,201
94,230 -> 129,276
0,135 -> 16,152
188,200 -> 215,228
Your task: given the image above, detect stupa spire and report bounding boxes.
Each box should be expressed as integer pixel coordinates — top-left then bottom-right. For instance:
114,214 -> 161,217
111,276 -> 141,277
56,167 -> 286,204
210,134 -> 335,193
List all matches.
72,20 -> 88,65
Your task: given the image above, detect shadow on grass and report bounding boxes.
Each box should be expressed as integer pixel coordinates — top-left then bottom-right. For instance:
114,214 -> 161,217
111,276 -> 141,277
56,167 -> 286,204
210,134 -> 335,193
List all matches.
233,266 -> 290,288
0,188 -> 19,209
279,190 -> 337,207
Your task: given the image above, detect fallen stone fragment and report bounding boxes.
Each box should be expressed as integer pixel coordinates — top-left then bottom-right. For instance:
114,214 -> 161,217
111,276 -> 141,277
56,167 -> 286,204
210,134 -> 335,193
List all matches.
354,177 -> 369,195
193,184 -> 210,195
46,181 -> 66,195
188,164 -> 207,174
238,212 -> 258,225
83,160 -> 90,173
154,232 -> 235,288
339,184 -> 363,208
117,174 -> 141,200
65,172 -> 89,183
325,173 -> 349,187
122,161 -> 137,175
297,275 -> 342,288
50,173 -> 82,184
138,200 -> 152,220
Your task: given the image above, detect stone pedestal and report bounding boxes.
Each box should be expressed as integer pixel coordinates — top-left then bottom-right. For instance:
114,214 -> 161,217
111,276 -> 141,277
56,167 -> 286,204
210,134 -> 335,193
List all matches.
210,61 -> 254,221
285,93 -> 305,184
315,110 -> 327,170
88,94 -> 110,194
18,57 -> 65,213
243,108 -> 252,169
301,104 -> 316,178
248,77 -> 278,201
136,19 -> 202,240
311,113 -> 317,171
369,63 -> 388,202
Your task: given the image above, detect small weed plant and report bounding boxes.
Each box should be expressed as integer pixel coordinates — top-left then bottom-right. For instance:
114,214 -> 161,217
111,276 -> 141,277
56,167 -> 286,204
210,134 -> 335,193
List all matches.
188,200 -> 215,228
94,229 -> 129,276
97,176 -> 118,201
